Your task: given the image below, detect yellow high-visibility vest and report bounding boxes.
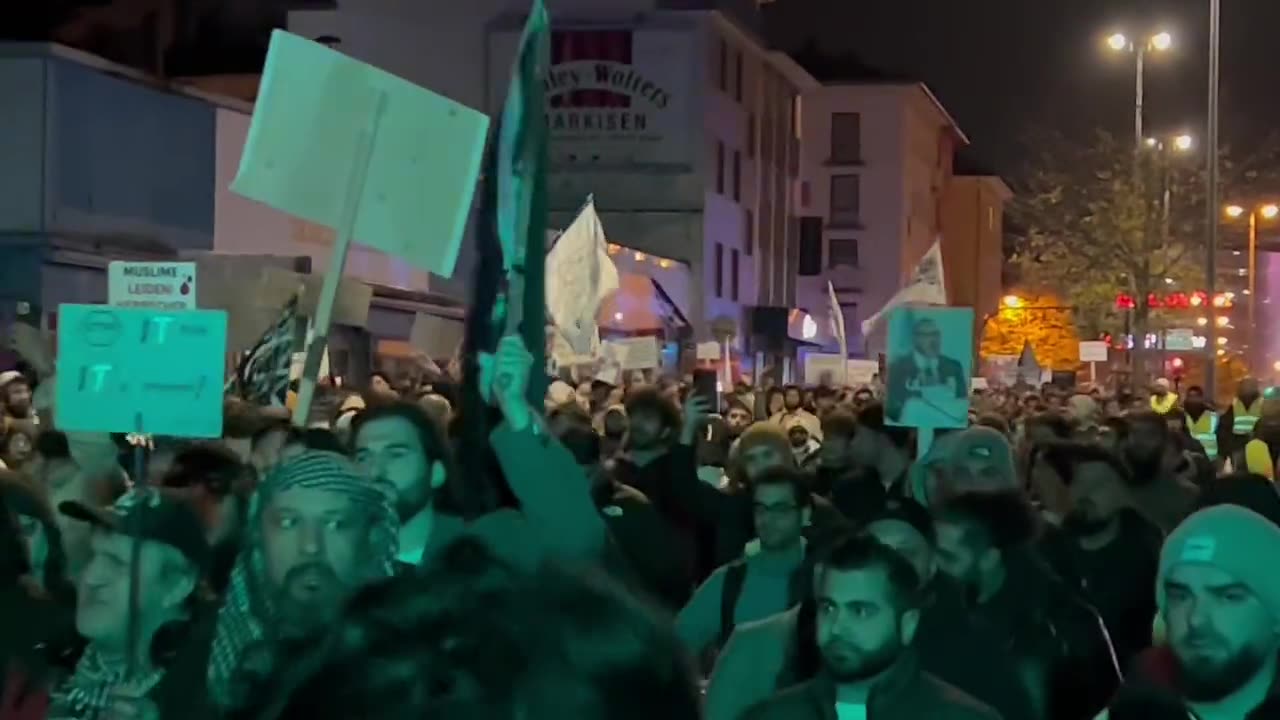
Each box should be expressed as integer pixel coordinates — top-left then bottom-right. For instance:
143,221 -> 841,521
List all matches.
1186,412 -> 1219,460
1233,397 -> 1264,436
1245,439 -> 1275,481
1150,392 -> 1177,414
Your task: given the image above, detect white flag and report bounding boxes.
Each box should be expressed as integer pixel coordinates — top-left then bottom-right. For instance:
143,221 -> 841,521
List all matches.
827,281 -> 848,384
861,239 -> 947,337
545,196 -> 619,355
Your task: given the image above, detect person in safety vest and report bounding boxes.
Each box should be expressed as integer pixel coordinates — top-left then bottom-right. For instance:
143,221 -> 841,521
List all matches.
1148,378 -> 1178,415
1241,392 -> 1280,480
1217,377 -> 1263,464
1181,385 -> 1218,462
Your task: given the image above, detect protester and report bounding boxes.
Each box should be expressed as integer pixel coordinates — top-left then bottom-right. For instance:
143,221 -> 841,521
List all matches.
742,533 -> 999,719
1110,505 -> 1280,718
769,385 -> 822,441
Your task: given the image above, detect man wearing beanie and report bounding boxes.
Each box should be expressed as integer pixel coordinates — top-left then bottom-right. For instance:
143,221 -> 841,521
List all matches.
1109,505 -> 1280,719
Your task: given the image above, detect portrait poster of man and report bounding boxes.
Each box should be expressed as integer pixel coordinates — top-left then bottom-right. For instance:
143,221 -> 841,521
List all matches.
884,306 -> 973,429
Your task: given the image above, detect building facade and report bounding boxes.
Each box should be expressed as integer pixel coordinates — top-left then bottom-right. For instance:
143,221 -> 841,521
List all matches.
290,0 -> 813,362
793,80 -> 970,357
940,174 -> 1012,344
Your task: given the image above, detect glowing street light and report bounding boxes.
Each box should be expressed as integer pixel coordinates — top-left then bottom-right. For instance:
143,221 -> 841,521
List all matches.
1104,30 -> 1175,147
1226,204 -> 1246,218
1002,295 -> 1024,308
1262,204 -> 1280,220
1173,134 -> 1194,152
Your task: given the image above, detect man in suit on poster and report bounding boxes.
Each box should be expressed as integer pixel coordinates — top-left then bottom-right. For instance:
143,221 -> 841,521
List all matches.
886,316 -> 966,424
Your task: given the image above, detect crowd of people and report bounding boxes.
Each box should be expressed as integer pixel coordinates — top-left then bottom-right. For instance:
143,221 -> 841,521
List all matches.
1,329 -> 1279,720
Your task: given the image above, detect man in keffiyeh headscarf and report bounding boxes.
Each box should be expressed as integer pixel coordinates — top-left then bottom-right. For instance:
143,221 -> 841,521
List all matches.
205,450 -> 398,713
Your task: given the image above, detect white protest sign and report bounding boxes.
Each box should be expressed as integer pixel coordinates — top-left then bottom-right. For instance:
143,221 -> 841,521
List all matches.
55,305 -> 227,438
232,30 -> 489,279
804,353 -> 846,385
696,341 -> 722,361
1164,328 -> 1196,351
971,377 -> 989,391
846,359 -> 879,385
107,262 -> 197,311
1078,341 -> 1109,363
606,337 -> 660,370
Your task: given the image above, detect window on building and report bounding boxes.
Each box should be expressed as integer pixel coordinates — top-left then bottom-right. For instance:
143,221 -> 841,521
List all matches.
732,151 -> 742,202
731,249 -> 740,301
797,217 -> 823,276
747,113 -> 756,158
718,38 -> 728,92
800,181 -> 811,208
744,208 -> 754,256
828,238 -> 860,268
715,142 -> 725,194
714,243 -> 725,297
829,175 -> 861,226
734,50 -> 744,102
830,112 -> 862,163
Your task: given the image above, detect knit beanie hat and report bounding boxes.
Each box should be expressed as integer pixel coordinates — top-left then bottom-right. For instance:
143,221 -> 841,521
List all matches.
1158,505 -> 1280,623
943,426 -> 1018,492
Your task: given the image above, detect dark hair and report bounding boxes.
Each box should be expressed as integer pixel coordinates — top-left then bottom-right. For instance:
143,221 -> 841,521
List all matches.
623,387 -> 681,433
932,491 -> 1039,552
818,533 -> 921,611
975,414 -> 1010,436
33,430 -> 70,461
160,443 -> 247,497
251,420 -> 293,451
854,402 -> 909,449
814,385 -> 839,400
350,402 -> 466,517
751,466 -> 812,508
285,428 -> 348,456
1044,443 -> 1134,487
256,539 -> 701,720
724,398 -> 751,416
820,410 -> 858,443
557,423 -> 602,467
1025,412 -> 1073,440
1126,410 -> 1167,434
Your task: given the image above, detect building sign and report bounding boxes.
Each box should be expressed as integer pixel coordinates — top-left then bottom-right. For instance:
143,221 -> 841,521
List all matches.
489,27 -> 694,168
107,261 -> 197,311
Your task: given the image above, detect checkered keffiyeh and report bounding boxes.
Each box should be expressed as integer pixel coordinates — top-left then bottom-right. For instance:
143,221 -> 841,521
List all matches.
205,451 -> 398,710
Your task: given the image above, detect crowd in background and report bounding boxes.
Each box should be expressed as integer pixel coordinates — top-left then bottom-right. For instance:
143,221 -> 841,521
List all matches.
0,331 -> 1279,720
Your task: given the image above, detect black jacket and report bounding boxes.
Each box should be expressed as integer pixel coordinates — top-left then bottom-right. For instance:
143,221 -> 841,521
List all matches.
977,548 -> 1121,720
1111,646 -> 1280,719
744,652 -> 1000,720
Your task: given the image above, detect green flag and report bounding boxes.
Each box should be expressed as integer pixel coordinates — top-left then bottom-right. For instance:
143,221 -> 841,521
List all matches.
496,0 -> 550,405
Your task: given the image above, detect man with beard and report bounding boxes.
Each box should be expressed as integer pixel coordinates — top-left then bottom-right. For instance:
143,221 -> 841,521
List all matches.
1110,505 -> 1280,719
204,450 -> 399,714
1122,411 -> 1199,533
744,533 -> 998,720
1037,444 -> 1163,668
814,411 -> 888,526
932,491 -> 1120,720
724,400 -> 754,442
769,385 -> 822,441
353,335 -> 605,570
0,370 -> 35,427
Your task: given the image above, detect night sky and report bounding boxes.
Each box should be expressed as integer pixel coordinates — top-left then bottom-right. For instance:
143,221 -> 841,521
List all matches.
767,0 -> 1280,181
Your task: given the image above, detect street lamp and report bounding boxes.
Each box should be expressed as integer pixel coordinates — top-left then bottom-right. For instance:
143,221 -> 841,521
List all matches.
1002,295 -> 1023,309
1106,30 -> 1174,147
1222,202 -> 1278,370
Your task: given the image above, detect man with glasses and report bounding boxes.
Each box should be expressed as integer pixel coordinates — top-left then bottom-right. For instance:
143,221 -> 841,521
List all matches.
675,467 -> 815,658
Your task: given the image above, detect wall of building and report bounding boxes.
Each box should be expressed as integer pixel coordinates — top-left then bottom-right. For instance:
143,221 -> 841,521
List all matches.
794,83 -> 909,353
0,48 -> 218,315
940,175 -> 1009,343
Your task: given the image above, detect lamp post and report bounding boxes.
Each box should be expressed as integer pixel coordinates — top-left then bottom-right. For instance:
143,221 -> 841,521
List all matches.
1224,203 -> 1279,371
1107,31 -> 1174,147
1205,0 -> 1221,399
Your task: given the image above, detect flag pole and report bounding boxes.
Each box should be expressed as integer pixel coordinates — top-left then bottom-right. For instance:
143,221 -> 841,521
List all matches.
293,93 -> 386,427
